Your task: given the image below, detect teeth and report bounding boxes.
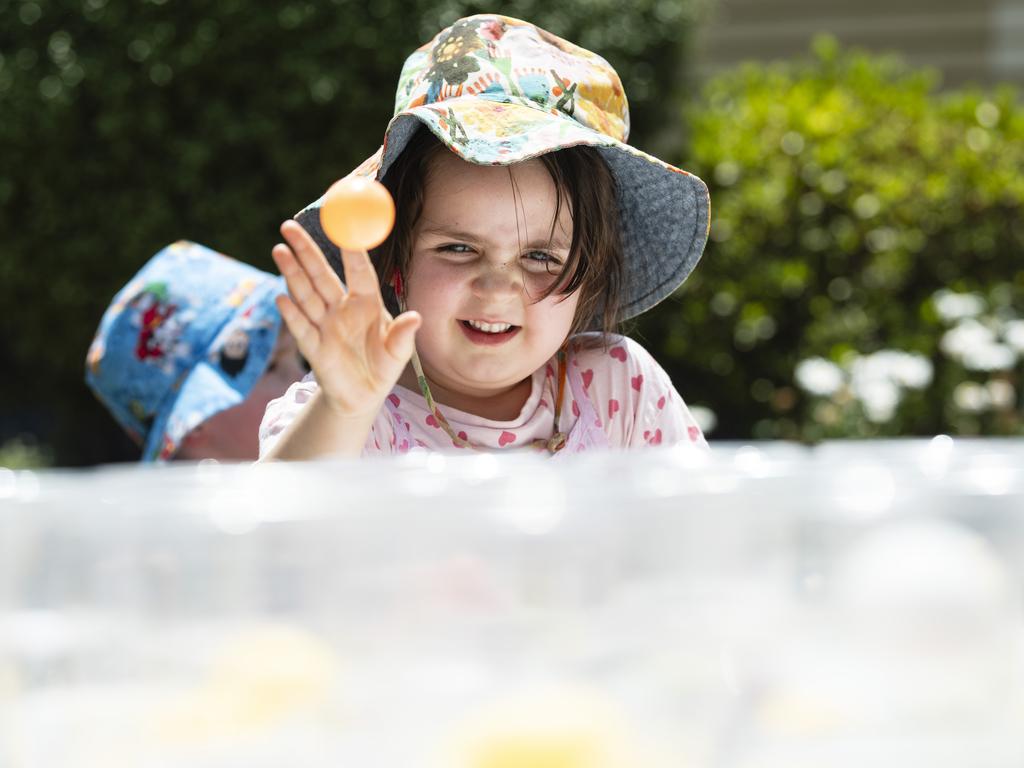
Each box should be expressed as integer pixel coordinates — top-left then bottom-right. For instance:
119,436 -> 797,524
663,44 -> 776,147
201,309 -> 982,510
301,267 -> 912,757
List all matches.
467,320 -> 512,333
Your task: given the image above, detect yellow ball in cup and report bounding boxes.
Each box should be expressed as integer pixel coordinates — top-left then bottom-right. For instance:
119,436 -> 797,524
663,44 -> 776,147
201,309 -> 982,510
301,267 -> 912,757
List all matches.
319,177 -> 395,251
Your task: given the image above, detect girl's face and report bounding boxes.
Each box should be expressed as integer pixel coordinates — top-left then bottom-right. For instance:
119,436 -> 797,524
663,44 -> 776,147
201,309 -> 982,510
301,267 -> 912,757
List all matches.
402,151 -> 579,409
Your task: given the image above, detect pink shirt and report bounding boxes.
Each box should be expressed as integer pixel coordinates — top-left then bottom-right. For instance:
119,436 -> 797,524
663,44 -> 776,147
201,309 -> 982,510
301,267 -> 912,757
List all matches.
259,334 -> 707,458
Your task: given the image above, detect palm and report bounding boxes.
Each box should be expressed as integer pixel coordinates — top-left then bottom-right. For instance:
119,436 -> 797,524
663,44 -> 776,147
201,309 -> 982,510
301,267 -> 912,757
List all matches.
271,220 -> 420,417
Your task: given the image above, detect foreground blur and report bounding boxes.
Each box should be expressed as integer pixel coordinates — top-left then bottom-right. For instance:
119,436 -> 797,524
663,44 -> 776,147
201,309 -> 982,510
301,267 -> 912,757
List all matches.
1,440 -> 1022,767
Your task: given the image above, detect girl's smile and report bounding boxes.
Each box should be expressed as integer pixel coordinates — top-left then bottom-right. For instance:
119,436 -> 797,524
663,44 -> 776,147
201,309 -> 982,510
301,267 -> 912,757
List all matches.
397,150 -> 580,419
458,319 -> 521,345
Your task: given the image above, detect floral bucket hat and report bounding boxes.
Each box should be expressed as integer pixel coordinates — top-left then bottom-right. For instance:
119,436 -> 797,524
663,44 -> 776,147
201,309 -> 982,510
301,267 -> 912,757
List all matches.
296,13 -> 710,323
85,241 -> 286,461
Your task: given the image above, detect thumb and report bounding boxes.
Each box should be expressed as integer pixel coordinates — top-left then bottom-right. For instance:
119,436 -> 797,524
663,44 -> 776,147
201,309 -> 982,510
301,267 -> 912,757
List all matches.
384,311 -> 421,362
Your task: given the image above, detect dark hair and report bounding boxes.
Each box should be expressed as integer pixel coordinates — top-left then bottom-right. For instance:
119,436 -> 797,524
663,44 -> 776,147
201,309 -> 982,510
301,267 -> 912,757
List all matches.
372,128 -> 624,336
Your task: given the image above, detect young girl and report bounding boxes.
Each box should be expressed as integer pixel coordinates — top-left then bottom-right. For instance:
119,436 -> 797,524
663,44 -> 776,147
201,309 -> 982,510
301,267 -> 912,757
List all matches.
260,14 -> 710,460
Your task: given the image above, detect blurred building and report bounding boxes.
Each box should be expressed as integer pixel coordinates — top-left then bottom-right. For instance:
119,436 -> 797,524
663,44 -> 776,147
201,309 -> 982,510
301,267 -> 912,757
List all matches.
697,0 -> 1024,86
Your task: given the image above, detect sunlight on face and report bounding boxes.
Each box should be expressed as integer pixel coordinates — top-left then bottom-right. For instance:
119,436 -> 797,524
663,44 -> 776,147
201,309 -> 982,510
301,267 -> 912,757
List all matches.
401,151 -> 579,417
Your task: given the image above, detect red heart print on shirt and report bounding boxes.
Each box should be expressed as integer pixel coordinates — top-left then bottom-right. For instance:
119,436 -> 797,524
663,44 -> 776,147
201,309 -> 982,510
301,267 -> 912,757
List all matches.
498,430 -> 516,447
581,369 -> 594,390
388,394 -> 401,407
608,398 -> 620,419
688,426 -> 702,442
657,395 -> 666,410
610,346 -> 626,362
426,414 -> 439,428
631,374 -> 643,391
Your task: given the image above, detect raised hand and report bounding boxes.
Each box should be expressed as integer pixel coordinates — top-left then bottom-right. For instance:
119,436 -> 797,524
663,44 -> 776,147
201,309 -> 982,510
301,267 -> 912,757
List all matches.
271,220 -> 420,419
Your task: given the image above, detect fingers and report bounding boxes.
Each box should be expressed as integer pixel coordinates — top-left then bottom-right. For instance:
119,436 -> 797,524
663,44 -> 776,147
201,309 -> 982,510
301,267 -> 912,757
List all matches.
280,220 -> 345,304
275,294 -> 319,359
272,244 -> 327,325
383,311 -> 421,362
367,311 -> 420,390
340,246 -> 383,299
272,220 -> 410,413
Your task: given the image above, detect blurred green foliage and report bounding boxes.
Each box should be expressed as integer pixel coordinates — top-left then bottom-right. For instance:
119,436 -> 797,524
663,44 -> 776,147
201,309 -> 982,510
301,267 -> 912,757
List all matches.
0,0 -> 701,465
0,435 -> 53,469
639,38 -> 1024,440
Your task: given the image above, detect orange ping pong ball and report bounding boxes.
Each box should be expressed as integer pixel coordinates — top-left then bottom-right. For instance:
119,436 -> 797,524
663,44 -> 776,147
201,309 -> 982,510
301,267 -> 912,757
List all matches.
319,177 -> 395,251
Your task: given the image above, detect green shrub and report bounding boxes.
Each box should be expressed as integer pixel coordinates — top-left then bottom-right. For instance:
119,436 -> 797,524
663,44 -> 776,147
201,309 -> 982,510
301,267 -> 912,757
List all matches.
638,39 -> 1024,440
0,0 -> 700,464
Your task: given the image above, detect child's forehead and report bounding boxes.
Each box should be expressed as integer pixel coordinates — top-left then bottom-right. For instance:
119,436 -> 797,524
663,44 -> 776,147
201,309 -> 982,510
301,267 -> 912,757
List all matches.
418,153 -> 571,236
423,150 -> 557,198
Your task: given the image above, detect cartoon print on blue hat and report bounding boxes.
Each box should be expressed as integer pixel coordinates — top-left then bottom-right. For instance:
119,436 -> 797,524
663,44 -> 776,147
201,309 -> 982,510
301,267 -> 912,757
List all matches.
219,328 -> 250,377
129,400 -> 153,443
129,282 -> 193,371
224,277 -> 260,309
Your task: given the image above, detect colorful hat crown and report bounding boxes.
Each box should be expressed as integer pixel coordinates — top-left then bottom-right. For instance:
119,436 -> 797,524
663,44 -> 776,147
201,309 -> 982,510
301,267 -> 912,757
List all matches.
394,15 -> 630,143
85,241 -> 285,461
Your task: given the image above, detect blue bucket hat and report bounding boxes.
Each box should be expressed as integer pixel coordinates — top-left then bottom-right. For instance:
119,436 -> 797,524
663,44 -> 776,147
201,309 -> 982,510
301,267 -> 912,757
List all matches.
85,241 -> 286,461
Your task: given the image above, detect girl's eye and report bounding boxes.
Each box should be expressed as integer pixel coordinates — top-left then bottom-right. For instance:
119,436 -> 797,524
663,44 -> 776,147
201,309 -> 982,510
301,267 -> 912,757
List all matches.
523,251 -> 564,272
438,243 -> 473,254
